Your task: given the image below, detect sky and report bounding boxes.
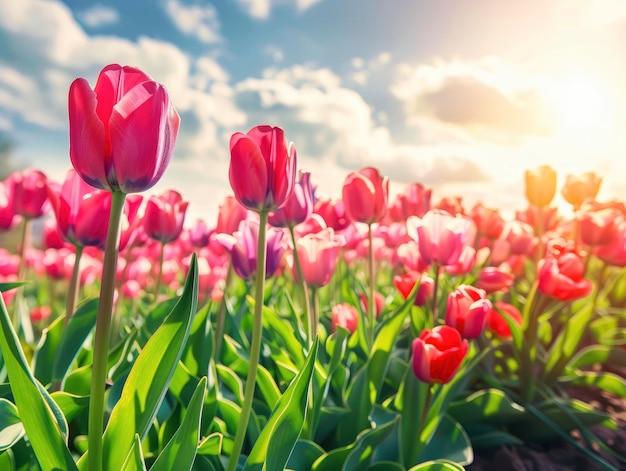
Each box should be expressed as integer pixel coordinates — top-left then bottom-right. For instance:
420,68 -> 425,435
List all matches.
0,0 -> 625,223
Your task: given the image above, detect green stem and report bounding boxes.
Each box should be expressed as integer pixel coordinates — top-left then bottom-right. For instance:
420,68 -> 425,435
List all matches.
289,225 -> 313,346
11,218 -> 32,331
521,280 -> 539,401
64,245 -> 84,327
87,190 -> 126,471
227,210 -> 269,471
311,286 -> 319,341
430,261 -> 440,325
367,223 -> 376,347
214,263 -> 233,362
154,241 -> 165,300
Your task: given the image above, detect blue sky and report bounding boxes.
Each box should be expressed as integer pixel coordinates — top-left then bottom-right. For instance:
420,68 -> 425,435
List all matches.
1,0 -> 625,222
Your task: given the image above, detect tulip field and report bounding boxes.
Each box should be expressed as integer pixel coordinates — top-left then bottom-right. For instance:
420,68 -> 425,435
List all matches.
0,63 -> 625,471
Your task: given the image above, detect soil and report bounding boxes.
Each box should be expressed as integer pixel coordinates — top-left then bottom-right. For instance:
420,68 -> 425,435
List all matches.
467,368 -> 626,471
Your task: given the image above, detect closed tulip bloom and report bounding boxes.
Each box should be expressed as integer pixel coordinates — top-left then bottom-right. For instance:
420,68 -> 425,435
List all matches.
476,267 -> 514,294
486,301 -> 523,339
314,198 -> 349,231
538,252 -> 593,301
47,169 -> 111,247
393,272 -> 434,307
579,209 -> 618,246
69,64 -> 180,193
295,227 -> 344,287
470,203 -> 504,239
342,167 -> 389,225
189,219 -> 211,248
525,165 -> 557,208
269,171 -> 314,228
595,218 -> 626,267
388,182 -> 432,221
445,285 -> 492,339
229,125 -> 296,212
562,172 -> 602,208
412,325 -> 468,384
331,303 -> 359,333
144,189 -> 189,243
9,169 -> 49,219
0,181 -> 19,231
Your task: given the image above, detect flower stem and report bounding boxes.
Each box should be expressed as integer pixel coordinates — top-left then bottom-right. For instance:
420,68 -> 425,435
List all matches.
64,245 -> 84,327
214,263 -> 233,362
288,225 -> 313,347
227,210 -> 268,471
11,218 -> 32,331
87,190 -> 126,471
430,261 -> 440,325
367,223 -> 376,346
154,241 -> 165,300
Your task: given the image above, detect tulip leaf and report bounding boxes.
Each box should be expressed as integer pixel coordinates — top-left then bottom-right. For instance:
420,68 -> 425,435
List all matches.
569,345 -> 626,369
50,391 -> 90,423
120,434 -> 147,471
448,388 -> 525,426
408,459 -> 466,471
419,414 -> 473,465
52,298 -> 99,382
560,371 -> 626,398
0,296 -> 78,471
342,414 -> 399,471
0,398 -> 24,451
197,432 -> 223,456
78,254 -> 198,471
396,365 -> 430,467
242,339 -> 319,471
285,440 -> 325,471
151,376 -> 206,471
32,314 -> 65,386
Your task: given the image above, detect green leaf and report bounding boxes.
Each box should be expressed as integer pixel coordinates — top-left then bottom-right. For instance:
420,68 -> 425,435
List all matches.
78,254 -> 199,471
50,391 -> 89,422
0,296 -> 77,470
255,363 -> 281,410
368,462 -> 405,471
243,339 -> 319,471
285,440 -> 325,471
197,432 -> 223,456
408,459 -> 466,471
342,415 -> 399,471
0,399 -> 24,451
0,282 -> 28,292
32,315 -> 65,386
151,377 -> 207,471
448,388 -> 525,426
570,345 -> 626,369
52,298 -> 98,382
419,415 -> 473,465
560,371 -> 626,398
261,302 -> 305,367
120,434 -> 147,471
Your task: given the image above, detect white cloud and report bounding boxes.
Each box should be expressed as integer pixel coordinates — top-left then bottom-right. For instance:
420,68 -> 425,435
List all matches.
163,0 -> 221,43
77,4 -> 120,28
235,0 -> 323,19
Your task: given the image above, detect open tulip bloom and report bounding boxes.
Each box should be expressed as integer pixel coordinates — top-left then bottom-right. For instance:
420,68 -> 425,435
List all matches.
1,65 -> 626,471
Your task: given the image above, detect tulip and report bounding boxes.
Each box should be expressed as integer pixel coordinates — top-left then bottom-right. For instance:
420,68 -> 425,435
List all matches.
578,208 -> 618,247
144,189 -> 189,244
331,303 -> 359,333
595,218 -> 626,267
486,301 -> 523,339
0,181 -> 19,231
294,228 -> 344,288
562,172 -> 602,208
476,267 -> 514,294
9,169 -> 49,219
269,171 -> 314,228
538,252 -> 593,301
314,198 -> 349,231
229,125 -> 296,212
412,325 -> 468,384
435,196 -> 464,215
393,272 -> 434,307
388,182 -> 431,221
524,165 -> 556,208
69,64 -> 180,193
342,167 -> 388,225
470,203 -> 504,240
189,219 -> 211,248
445,285 -> 492,339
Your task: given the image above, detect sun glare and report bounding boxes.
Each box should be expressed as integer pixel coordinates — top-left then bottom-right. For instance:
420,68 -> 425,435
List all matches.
545,69 -> 616,137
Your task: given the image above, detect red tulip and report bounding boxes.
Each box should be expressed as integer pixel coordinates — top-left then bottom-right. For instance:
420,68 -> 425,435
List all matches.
412,325 -> 468,384
579,208 -> 618,247
470,203 -> 504,239
0,181 -> 19,231
445,285 -> 492,339
69,64 -> 180,193
342,167 -> 388,225
538,252 -> 593,301
143,189 -> 189,243
314,198 -> 349,231
9,169 -> 49,219
229,125 -> 296,212
393,272 -> 434,307
476,267 -> 514,294
331,303 -> 359,333
47,169 -> 112,247
595,218 -> 626,267
388,182 -> 431,221
486,301 -> 522,339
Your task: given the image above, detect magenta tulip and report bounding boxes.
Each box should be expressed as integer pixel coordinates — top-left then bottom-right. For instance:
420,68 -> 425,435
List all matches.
143,189 -> 189,243
0,181 -> 19,231
445,285 -> 492,339
342,167 -> 388,225
9,169 -> 49,219
269,171 -> 314,227
69,64 -> 180,193
229,125 -> 296,212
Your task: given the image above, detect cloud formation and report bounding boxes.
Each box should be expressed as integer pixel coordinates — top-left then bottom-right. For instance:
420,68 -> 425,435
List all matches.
235,0 -> 324,20
77,4 -> 120,28
163,0 -> 221,43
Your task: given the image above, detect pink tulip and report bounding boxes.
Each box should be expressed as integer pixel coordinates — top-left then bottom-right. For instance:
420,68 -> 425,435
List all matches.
69,64 -> 180,193
342,167 -> 388,225
189,219 -> 211,248
476,267 -> 514,294
331,303 -> 359,333
538,252 -> 593,301
388,182 -> 432,221
47,169 -> 111,247
579,209 -> 619,247
314,198 -> 349,231
229,125 -> 296,212
470,203 -> 504,240
595,218 -> 626,267
294,227 -> 344,287
412,325 -> 468,384
143,189 -> 189,243
0,181 -> 19,231
445,285 -> 492,339
269,171 -> 314,228
9,169 -> 49,219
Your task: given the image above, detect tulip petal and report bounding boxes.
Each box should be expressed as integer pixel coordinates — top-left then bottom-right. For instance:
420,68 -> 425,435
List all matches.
229,134 -> 268,210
